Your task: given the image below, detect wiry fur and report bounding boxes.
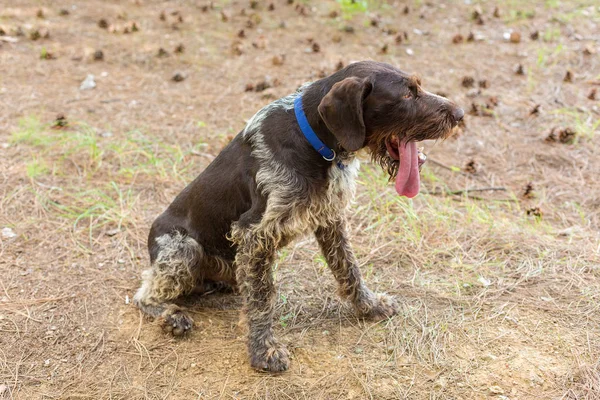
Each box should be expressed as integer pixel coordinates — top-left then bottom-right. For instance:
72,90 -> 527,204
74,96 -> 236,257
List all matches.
133,61 -> 463,372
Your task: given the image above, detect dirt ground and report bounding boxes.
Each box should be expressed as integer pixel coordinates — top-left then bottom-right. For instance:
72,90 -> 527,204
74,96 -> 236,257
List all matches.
1,0 -> 599,399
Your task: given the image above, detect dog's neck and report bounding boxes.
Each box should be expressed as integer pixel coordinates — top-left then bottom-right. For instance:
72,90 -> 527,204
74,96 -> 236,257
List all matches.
300,84 -> 351,156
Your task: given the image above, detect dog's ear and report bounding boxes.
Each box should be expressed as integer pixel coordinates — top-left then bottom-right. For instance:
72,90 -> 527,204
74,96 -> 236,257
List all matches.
318,76 -> 373,152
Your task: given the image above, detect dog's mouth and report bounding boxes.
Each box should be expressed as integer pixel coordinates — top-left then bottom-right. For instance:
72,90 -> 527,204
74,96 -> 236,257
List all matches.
385,137 -> 427,198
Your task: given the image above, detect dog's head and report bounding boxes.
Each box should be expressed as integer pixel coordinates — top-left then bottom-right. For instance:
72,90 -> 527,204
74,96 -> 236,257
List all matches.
317,62 -> 464,198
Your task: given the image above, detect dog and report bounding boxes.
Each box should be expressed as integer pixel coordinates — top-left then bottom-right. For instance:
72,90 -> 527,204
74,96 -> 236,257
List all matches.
134,61 -> 464,372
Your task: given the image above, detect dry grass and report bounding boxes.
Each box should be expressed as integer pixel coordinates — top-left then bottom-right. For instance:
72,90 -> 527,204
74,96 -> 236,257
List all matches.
1,0 -> 599,399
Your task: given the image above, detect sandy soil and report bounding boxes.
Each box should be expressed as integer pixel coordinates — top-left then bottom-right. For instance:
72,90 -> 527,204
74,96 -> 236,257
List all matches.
1,0 -> 599,399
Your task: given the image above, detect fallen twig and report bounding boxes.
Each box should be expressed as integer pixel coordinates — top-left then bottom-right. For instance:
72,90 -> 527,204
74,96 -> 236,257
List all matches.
426,186 -> 508,197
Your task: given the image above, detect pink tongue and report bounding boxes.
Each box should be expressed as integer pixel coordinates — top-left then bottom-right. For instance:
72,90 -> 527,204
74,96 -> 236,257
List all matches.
395,139 -> 420,198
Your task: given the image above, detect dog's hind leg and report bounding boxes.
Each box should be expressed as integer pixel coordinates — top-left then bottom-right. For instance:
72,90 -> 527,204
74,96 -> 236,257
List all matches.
134,231 -> 200,336
315,218 -> 399,321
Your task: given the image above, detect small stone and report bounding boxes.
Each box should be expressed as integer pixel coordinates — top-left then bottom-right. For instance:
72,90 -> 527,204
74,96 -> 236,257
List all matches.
493,7 -> 500,18
79,74 -> 96,90
98,18 -> 109,29
311,42 -> 320,52
2,227 -> 16,239
509,31 -> 521,43
588,88 -> 597,100
174,43 -> 185,53
0,384 -> 7,395
93,50 -> 104,61
36,8 -> 45,18
59,9 -> 70,16
405,48 -> 414,55
478,276 -> 491,287
343,25 -> 354,33
106,228 -> 120,236
563,70 -> 573,83
489,386 -> 504,394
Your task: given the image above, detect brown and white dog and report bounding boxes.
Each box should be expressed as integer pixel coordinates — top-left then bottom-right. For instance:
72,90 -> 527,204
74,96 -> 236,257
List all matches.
134,61 -> 464,372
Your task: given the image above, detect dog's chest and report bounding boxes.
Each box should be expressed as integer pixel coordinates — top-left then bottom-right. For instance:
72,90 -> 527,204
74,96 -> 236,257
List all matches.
326,158 -> 359,202
305,158 -> 360,223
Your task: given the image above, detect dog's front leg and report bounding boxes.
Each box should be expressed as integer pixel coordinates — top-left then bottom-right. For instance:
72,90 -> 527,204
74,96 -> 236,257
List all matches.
315,218 -> 398,320
234,230 -> 290,372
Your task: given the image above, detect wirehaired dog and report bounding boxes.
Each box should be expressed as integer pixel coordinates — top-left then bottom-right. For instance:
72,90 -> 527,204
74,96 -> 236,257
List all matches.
134,61 -> 464,372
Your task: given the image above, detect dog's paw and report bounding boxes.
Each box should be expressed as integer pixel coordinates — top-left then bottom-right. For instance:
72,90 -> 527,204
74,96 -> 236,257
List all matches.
161,310 -> 194,337
249,340 -> 290,373
360,292 -> 399,321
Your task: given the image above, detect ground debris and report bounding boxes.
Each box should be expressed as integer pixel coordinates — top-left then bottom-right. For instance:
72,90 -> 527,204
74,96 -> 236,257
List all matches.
563,70 -> 573,83
2,227 -> 16,239
526,206 -> 543,218
515,64 -> 525,75
172,72 -> 186,82
530,30 -> 539,40
546,127 -> 576,144
462,76 -> 475,88
464,159 -> 478,174
272,54 -> 285,66
529,104 -> 541,116
157,47 -> 169,57
80,74 -> 96,90
489,386 -> 504,394
52,114 -> 68,129
523,182 -> 535,198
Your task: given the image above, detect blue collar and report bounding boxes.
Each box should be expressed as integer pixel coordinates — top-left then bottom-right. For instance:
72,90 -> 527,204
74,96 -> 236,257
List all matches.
294,96 -> 344,169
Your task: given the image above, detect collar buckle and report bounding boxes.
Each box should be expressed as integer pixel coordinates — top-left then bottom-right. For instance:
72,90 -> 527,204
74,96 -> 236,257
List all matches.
322,150 -> 336,162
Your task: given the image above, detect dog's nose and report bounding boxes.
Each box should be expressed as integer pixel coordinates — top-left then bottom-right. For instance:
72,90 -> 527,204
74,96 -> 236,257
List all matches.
453,108 -> 464,124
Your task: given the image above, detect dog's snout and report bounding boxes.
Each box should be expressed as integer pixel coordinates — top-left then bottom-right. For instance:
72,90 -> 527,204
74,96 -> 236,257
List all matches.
452,107 -> 464,124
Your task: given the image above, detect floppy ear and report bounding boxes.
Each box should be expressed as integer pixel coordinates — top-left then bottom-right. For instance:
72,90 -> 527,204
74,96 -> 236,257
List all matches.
318,76 -> 373,152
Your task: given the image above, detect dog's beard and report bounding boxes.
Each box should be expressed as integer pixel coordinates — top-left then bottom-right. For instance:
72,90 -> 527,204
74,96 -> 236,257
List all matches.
367,140 -> 399,182
366,115 -> 455,182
